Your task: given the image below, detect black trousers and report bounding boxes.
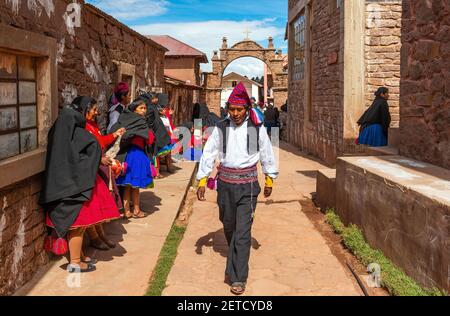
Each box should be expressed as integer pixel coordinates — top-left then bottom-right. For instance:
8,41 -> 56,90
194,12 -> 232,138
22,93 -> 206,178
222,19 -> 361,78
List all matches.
217,179 -> 261,283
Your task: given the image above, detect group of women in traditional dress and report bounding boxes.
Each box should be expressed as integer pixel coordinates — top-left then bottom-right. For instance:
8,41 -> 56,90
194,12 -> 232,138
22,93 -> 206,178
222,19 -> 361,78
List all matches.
40,82 -> 174,273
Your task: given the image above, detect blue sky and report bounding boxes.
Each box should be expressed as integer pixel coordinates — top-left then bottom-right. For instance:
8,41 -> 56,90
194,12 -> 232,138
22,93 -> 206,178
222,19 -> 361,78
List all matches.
86,0 -> 288,77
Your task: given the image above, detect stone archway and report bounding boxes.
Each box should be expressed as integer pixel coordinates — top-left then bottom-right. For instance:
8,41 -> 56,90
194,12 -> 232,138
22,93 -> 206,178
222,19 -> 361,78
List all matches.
202,37 -> 288,114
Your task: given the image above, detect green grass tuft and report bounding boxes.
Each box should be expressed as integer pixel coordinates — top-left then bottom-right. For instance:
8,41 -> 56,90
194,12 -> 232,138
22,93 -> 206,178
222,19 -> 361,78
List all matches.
325,209 -> 445,296
145,224 -> 187,296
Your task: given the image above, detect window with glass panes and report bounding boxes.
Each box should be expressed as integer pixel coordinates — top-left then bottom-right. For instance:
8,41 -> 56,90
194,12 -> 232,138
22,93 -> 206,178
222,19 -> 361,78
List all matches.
292,13 -> 306,81
0,51 -> 38,161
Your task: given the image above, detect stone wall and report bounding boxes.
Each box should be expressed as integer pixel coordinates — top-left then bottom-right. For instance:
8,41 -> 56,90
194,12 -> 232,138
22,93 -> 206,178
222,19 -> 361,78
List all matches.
399,0 -> 450,169
0,175 -> 47,296
287,0 -> 344,165
0,0 -> 165,295
365,1 -> 402,127
287,0 -> 403,164
203,38 -> 288,115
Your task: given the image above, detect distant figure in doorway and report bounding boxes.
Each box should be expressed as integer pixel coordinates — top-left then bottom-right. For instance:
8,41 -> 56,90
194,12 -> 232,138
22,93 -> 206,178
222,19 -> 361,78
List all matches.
357,87 -> 391,147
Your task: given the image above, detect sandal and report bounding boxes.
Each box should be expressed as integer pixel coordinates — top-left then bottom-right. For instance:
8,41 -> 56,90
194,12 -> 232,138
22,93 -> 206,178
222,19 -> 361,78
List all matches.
230,282 -> 246,295
132,211 -> 148,219
67,263 -> 96,273
123,211 -> 133,219
82,257 -> 98,265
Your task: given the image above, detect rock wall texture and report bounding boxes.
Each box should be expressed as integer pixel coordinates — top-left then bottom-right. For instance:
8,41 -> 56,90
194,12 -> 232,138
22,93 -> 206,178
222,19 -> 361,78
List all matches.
287,0 -> 403,165
287,0 -> 344,165
0,0 -> 165,295
399,0 -> 450,169
365,1 -> 402,127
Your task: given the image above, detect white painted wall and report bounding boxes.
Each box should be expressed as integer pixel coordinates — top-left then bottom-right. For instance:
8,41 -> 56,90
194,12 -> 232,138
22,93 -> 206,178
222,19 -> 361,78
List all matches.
220,76 -> 260,108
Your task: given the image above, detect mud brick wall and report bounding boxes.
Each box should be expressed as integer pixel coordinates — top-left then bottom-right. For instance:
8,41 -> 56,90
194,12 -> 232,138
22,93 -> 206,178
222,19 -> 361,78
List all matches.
0,175 -> 47,296
399,0 -> 450,169
0,0 -> 165,295
365,0 -> 402,127
0,0 -> 165,131
287,0 -> 344,165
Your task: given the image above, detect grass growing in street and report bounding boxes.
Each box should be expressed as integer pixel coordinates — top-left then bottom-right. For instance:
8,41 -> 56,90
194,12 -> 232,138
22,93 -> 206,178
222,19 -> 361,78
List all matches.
325,210 -> 445,296
146,224 -> 187,296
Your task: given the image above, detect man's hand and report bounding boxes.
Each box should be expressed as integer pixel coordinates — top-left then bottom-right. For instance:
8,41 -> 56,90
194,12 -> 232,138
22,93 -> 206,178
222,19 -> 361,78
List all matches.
197,186 -> 206,201
264,186 -> 272,198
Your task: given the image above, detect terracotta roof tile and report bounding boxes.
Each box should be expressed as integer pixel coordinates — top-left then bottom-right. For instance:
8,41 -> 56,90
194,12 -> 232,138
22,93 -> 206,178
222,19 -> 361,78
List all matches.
148,35 -> 208,63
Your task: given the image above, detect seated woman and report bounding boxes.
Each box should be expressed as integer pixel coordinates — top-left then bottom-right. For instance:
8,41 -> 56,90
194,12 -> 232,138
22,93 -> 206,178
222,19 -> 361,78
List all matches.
111,99 -> 155,219
357,87 -> 392,147
40,96 -> 123,273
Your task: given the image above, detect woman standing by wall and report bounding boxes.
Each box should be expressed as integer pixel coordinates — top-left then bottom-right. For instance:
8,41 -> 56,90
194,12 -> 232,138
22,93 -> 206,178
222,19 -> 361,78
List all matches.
357,87 -> 392,147
40,97 -> 123,273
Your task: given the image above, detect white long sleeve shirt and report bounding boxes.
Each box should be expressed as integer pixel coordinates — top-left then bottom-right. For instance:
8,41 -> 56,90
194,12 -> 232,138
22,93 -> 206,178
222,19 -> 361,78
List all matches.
196,118 -> 279,180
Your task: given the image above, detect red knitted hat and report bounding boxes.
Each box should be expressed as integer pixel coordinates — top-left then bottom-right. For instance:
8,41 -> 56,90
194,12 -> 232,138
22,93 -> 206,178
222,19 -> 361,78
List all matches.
227,82 -> 251,107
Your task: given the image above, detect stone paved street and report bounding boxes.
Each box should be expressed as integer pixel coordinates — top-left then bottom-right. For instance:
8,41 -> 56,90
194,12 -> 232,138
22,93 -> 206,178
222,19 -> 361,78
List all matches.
163,143 -> 362,296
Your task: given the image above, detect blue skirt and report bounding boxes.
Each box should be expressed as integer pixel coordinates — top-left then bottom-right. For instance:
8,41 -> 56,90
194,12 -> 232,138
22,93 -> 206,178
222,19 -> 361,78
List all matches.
116,146 -> 154,189
358,124 -> 387,147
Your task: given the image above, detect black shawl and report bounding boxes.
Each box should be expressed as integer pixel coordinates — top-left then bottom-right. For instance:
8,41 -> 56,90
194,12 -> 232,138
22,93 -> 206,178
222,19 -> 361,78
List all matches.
109,108 -> 150,162
39,107 -> 101,237
357,97 -> 391,137
138,94 -> 171,154
193,103 -> 220,128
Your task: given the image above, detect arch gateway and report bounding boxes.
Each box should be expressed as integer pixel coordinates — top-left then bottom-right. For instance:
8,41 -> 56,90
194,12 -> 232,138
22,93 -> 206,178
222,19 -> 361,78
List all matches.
201,37 -> 288,114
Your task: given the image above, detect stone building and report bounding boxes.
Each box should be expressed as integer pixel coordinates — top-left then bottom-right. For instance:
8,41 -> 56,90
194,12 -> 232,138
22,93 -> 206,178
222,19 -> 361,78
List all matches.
315,0 -> 449,293
0,0 -> 166,295
399,0 -> 450,170
287,0 -> 402,165
202,37 -> 288,115
149,35 -> 208,126
164,74 -> 203,127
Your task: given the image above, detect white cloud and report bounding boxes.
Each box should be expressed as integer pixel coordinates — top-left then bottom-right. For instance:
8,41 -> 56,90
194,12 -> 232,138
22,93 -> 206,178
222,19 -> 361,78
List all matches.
131,19 -> 285,72
224,57 -> 265,78
89,0 -> 169,20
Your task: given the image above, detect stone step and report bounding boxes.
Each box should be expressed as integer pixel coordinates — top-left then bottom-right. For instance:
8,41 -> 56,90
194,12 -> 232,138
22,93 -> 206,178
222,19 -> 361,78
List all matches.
336,155 -> 450,293
315,168 -> 336,211
365,145 -> 399,156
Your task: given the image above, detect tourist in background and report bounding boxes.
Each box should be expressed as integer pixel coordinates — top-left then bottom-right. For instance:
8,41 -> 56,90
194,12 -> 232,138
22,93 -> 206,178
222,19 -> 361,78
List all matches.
357,87 -> 391,147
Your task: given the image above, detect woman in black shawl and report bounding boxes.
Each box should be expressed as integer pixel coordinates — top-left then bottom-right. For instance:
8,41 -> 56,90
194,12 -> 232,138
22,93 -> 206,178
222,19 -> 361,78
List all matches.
357,87 -> 391,147
40,96 -> 122,273
109,99 -> 155,219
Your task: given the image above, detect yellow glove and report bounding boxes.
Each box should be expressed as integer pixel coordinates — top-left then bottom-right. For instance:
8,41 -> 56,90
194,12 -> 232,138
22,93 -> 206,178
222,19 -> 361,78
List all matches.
265,175 -> 274,188
198,177 -> 207,187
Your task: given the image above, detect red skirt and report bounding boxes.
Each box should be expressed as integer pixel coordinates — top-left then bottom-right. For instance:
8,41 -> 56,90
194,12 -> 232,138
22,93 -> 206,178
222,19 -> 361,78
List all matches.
46,175 -> 121,229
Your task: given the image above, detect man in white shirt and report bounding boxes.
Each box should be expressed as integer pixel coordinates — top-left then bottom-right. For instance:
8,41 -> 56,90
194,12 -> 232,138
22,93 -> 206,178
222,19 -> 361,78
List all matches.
197,82 -> 278,295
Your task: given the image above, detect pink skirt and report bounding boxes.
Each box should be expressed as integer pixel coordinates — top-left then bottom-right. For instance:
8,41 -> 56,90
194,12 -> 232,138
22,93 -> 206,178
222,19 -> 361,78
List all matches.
46,175 -> 120,229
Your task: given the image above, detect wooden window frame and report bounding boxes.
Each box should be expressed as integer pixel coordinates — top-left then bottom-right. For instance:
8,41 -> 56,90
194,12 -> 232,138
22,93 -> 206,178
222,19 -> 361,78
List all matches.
0,53 -> 38,157
0,24 -> 58,189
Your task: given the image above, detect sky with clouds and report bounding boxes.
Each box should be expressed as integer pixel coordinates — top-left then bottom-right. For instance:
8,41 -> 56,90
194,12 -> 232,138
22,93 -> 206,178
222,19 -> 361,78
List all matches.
86,0 -> 288,78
